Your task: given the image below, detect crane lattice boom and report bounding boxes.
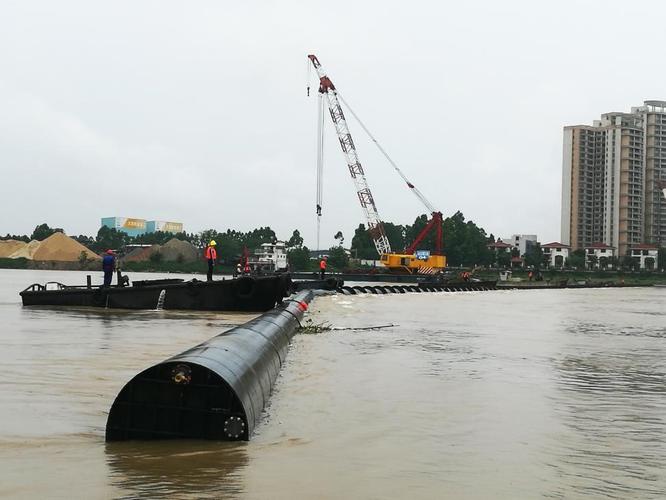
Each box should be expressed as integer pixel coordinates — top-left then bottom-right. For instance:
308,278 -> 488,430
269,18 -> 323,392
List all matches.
308,54 -> 391,257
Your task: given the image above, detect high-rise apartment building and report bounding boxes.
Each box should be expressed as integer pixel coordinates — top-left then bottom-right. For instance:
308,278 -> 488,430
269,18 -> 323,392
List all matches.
562,100 -> 666,255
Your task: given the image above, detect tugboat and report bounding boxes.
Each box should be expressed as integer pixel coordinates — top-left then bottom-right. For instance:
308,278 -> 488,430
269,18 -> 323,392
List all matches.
20,273 -> 292,312
246,241 -> 289,274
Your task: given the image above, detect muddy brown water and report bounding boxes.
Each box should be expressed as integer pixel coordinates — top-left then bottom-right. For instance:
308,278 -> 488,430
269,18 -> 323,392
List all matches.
1,269 -> 665,499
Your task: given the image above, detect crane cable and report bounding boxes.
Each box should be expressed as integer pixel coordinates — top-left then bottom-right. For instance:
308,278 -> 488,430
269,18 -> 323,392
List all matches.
316,94 -> 325,252
336,92 -> 437,214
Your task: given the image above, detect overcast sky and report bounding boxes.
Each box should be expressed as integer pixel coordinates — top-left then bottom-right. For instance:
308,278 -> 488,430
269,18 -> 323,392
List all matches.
1,0 -> 663,248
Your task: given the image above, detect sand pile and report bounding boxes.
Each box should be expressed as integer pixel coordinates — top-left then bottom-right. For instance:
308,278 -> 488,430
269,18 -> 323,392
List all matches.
124,245 -> 161,262
160,238 -> 199,262
8,240 -> 42,259
0,240 -> 27,258
31,232 -> 100,262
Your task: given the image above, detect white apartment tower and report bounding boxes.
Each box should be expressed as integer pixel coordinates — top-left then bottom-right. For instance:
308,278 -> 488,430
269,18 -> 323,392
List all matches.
562,100 -> 666,255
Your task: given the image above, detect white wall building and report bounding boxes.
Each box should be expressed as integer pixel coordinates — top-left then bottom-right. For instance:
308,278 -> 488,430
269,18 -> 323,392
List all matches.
500,234 -> 538,256
542,242 -> 570,268
630,244 -> 659,270
584,243 -> 615,269
250,242 -> 288,271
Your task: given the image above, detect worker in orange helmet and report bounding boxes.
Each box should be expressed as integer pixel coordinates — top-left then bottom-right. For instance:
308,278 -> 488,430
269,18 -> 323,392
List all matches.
319,255 -> 328,279
205,240 -> 217,281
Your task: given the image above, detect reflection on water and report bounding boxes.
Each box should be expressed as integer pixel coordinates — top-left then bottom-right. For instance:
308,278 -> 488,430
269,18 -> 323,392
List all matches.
1,270 -> 666,498
106,441 -> 248,499
549,329 -> 666,499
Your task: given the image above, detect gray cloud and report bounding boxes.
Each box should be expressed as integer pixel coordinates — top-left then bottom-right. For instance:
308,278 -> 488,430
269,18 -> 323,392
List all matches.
1,0 -> 662,247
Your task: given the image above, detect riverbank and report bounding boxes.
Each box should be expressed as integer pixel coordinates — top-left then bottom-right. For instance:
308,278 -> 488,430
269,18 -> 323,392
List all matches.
3,259 -> 666,286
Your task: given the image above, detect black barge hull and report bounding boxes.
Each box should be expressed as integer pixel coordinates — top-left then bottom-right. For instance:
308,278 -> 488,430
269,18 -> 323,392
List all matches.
20,276 -> 292,312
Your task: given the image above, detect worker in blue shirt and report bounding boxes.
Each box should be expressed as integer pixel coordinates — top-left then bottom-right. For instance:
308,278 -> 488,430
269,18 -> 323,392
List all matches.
102,249 -> 115,287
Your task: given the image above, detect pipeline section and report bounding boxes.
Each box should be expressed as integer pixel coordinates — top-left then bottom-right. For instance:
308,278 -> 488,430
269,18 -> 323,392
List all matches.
337,282 -> 496,295
105,290 -> 314,442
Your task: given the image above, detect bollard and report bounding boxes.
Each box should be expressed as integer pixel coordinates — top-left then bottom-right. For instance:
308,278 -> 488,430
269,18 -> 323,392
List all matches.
105,290 -> 314,442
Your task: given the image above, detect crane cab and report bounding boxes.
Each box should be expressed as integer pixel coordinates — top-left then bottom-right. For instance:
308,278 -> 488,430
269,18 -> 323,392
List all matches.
381,252 -> 446,274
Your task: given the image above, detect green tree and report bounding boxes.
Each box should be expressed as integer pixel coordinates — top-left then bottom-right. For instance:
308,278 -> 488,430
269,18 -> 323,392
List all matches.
244,226 -> 277,249
2,233 -> 30,242
405,214 -> 432,251
621,253 -> 640,271
351,224 -> 377,259
327,246 -> 349,269
78,251 -> 89,269
216,230 -> 244,265
134,231 -> 180,245
524,243 -> 544,268
31,223 -> 63,241
73,235 -> 95,248
497,250 -> 511,268
287,246 -> 311,270
199,229 -> 219,249
149,250 -> 163,263
287,229 -> 304,248
566,250 -> 585,270
383,222 -> 407,252
95,226 -> 129,252
439,211 -> 493,266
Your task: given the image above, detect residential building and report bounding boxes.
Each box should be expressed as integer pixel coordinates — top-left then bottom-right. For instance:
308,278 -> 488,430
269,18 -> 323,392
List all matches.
145,221 -> 184,234
584,243 -> 615,269
488,241 -> 512,252
542,242 -> 570,268
630,244 -> 659,270
101,217 -> 147,237
562,100 -> 666,256
500,234 -> 537,256
101,217 -> 183,237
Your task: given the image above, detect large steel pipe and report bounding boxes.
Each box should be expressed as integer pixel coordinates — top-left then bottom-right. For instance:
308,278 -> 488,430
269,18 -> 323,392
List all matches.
105,291 -> 314,442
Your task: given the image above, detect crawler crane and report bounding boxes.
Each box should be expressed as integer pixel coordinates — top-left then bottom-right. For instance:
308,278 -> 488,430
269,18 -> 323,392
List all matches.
308,54 -> 446,274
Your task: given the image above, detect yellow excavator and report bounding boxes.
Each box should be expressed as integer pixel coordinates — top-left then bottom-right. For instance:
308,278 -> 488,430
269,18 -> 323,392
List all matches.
308,54 -> 446,274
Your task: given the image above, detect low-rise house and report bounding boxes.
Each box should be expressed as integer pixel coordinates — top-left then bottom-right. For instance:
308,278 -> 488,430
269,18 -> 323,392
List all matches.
488,241 -> 512,268
584,243 -> 615,269
630,244 -> 659,270
488,241 -> 512,251
542,242 -> 570,268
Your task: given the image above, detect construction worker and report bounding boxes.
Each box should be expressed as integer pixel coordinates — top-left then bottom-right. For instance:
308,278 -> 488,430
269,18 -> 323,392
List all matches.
205,240 -> 217,281
319,255 -> 328,279
235,262 -> 242,277
102,249 -> 115,287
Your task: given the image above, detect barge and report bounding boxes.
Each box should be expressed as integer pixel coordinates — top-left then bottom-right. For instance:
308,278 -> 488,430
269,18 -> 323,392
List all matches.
20,275 -> 292,312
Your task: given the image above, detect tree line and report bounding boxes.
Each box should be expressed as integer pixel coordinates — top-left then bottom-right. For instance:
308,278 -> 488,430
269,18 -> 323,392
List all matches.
2,211 -> 498,270
351,211 -> 495,267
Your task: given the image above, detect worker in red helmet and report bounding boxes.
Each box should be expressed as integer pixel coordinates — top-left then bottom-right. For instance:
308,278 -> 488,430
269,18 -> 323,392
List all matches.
102,249 -> 115,287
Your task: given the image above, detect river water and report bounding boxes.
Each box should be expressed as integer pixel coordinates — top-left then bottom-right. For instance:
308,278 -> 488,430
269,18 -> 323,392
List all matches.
1,269 -> 665,499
